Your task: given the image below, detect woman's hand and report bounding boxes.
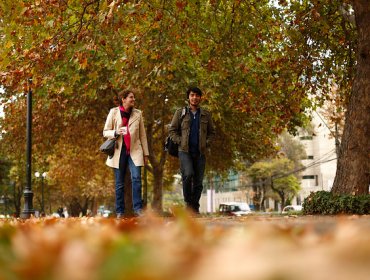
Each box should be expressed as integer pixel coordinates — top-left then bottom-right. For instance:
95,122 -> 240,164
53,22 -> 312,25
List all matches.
144,156 -> 149,165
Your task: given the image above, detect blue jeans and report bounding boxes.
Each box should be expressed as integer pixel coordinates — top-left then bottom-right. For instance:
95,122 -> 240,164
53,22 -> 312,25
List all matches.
113,150 -> 142,215
178,151 -> 206,213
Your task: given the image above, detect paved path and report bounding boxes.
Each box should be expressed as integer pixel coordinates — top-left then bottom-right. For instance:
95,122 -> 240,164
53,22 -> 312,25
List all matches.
195,214 -> 370,234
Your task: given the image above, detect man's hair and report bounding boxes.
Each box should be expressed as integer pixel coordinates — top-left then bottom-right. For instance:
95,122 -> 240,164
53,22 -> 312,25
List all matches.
186,87 -> 202,99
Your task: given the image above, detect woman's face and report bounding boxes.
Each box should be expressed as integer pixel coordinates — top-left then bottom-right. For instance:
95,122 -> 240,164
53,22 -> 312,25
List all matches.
122,92 -> 135,109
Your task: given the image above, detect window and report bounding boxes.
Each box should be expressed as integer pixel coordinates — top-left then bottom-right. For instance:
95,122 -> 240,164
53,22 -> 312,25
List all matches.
307,155 -> 314,159
302,175 -> 319,186
296,196 -> 301,205
299,136 -> 313,140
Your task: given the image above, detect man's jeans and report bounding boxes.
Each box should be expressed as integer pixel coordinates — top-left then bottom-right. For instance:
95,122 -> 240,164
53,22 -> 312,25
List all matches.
113,151 -> 142,215
179,151 -> 206,213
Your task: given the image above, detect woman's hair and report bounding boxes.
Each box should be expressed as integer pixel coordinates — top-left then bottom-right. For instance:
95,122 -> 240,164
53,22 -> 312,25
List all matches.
113,89 -> 133,106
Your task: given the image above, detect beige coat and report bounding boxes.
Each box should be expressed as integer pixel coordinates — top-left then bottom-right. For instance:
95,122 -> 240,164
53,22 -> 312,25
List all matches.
103,107 -> 149,168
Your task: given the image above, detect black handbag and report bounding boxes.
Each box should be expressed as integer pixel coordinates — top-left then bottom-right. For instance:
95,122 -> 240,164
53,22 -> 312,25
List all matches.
164,136 -> 179,157
100,137 -> 118,158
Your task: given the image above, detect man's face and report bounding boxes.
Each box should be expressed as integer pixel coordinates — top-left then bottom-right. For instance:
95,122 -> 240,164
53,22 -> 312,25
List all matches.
189,92 -> 201,107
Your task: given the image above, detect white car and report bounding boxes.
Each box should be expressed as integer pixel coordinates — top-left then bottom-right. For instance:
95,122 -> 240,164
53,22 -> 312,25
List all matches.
102,210 -> 112,218
282,205 -> 303,214
219,202 -> 252,216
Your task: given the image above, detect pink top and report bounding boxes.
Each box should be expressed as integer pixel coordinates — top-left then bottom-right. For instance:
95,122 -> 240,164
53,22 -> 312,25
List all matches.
119,106 -> 131,154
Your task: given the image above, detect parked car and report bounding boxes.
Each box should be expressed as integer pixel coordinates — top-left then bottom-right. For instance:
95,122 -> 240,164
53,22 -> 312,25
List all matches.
282,205 -> 303,214
97,205 -> 112,218
219,202 -> 252,216
102,210 -> 112,218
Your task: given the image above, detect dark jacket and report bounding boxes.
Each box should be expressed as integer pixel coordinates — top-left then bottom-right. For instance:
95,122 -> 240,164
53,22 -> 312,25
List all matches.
169,107 -> 215,154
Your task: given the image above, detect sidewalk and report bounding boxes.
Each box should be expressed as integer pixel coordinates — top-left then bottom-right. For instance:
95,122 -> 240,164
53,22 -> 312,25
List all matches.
0,214 -> 369,280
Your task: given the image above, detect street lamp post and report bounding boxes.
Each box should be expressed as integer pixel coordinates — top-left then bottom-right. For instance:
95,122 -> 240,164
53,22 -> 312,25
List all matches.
21,78 -> 34,219
35,172 -> 47,214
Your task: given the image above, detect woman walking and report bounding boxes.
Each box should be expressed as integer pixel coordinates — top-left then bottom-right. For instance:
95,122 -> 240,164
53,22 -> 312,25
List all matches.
103,90 -> 149,218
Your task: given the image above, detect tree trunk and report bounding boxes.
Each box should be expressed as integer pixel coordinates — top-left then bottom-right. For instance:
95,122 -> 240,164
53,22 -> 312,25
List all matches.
151,166 -> 164,213
261,196 -> 266,212
69,197 -> 82,217
280,192 -> 286,209
144,105 -> 167,214
271,178 -> 286,208
81,197 -> 90,216
332,0 -> 370,195
252,184 -> 261,211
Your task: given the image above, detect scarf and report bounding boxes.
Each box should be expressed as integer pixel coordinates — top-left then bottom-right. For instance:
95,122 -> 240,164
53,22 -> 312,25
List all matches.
119,106 -> 131,154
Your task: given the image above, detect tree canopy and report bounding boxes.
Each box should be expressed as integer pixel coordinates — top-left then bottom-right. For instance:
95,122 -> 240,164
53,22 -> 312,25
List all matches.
0,0 -> 368,213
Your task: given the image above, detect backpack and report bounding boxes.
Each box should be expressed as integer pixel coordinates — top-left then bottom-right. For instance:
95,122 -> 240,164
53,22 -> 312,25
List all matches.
164,107 -> 186,157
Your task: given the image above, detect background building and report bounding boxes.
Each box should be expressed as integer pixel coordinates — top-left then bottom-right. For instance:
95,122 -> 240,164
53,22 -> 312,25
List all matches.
296,111 -> 338,203
198,111 -> 338,213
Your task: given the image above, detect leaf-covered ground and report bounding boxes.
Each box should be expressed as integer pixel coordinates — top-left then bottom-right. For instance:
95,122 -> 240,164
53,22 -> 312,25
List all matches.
1,212 -> 370,280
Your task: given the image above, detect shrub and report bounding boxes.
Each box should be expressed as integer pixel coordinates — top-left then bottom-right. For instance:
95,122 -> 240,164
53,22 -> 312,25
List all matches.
303,191 -> 370,215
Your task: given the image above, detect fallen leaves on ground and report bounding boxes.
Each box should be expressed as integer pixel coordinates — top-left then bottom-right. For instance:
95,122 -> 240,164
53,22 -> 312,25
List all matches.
0,212 -> 370,280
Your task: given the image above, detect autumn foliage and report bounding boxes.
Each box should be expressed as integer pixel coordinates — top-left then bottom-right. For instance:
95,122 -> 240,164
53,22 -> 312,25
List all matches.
0,0 -> 313,213
1,0 -> 369,213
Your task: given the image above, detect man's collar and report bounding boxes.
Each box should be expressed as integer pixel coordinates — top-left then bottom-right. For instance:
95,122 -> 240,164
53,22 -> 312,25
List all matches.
188,105 -> 200,112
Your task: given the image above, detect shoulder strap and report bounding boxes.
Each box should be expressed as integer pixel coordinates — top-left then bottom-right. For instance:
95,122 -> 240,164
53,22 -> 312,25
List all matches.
180,107 -> 187,120
176,107 -> 187,134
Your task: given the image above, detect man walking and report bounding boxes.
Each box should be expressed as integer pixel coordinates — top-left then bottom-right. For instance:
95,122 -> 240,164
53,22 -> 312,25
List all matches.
169,87 -> 215,214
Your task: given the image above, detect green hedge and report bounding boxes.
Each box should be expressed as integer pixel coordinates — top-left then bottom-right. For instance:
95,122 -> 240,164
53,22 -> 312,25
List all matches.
303,191 -> 370,215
